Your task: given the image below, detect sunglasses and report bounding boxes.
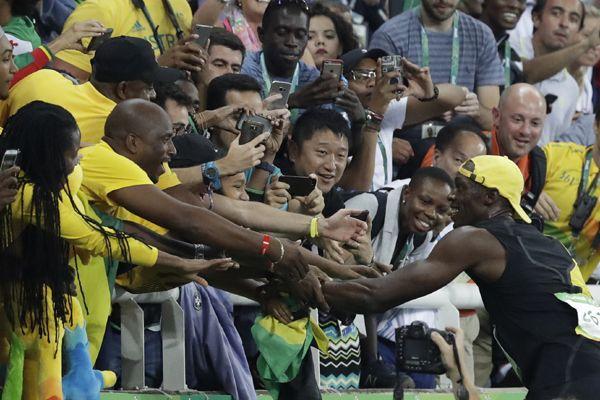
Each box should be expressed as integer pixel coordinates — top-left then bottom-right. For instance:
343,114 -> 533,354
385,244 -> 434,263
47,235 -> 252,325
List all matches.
351,69 -> 377,82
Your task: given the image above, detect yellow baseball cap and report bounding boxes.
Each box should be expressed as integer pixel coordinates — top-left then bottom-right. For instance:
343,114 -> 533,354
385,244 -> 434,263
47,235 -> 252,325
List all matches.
457,155 -> 532,224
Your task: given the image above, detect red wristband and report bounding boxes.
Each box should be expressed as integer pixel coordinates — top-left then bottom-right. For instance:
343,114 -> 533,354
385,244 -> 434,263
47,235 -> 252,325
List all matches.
260,234 -> 271,256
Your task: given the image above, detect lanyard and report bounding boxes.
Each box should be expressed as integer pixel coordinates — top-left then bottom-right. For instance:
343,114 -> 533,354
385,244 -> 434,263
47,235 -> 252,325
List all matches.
132,0 -> 184,54
377,135 -> 389,186
260,52 -> 300,97
421,11 -> 460,85
577,148 -> 600,202
504,40 -> 511,88
392,238 -> 414,270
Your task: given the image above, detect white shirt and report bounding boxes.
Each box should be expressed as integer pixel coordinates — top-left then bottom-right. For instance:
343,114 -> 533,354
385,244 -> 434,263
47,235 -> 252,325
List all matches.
372,98 -> 408,190
510,20 -> 580,145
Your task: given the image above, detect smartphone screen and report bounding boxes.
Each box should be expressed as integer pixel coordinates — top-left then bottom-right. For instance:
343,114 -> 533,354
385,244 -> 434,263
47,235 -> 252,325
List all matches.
279,175 -> 317,197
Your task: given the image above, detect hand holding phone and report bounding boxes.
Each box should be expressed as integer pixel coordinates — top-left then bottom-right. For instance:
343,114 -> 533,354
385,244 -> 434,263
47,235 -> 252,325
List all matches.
1,150 -> 20,172
238,115 -> 272,145
86,28 -> 113,52
278,175 -> 317,197
354,210 -> 369,222
267,81 -> 292,110
193,24 -> 212,48
321,59 -> 343,81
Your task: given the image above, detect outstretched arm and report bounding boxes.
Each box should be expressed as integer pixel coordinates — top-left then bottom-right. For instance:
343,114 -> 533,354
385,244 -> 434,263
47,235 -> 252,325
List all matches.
321,227 -> 501,314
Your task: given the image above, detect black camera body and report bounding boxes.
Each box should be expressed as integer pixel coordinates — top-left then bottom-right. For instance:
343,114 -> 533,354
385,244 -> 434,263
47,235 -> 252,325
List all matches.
395,321 -> 453,375
569,192 -> 598,234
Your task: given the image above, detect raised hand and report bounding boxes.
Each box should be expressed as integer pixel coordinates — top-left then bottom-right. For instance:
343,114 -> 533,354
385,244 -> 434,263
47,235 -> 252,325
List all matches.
401,57 -> 436,100
215,133 -> 269,176
319,209 -> 368,242
264,175 -> 291,208
49,20 -> 106,53
157,34 -> 208,73
288,74 -> 344,109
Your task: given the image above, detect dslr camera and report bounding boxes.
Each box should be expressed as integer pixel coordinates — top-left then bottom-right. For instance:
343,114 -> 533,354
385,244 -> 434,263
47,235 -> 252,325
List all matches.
395,321 -> 454,374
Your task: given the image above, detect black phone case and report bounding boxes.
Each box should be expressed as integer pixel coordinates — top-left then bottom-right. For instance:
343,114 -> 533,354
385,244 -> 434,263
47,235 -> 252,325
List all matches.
279,176 -> 316,197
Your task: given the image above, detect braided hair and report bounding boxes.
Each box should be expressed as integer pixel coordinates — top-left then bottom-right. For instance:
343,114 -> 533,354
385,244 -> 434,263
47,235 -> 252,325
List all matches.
0,101 -> 133,343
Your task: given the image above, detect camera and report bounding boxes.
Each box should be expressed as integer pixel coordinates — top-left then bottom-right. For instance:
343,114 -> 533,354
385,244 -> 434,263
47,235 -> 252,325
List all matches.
569,192 -> 597,235
381,55 -> 403,85
395,321 -> 454,374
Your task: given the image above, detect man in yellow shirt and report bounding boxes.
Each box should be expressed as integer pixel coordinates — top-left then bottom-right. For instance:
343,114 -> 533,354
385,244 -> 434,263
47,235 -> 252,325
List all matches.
52,0 -> 204,82
80,99 -> 371,290
6,36 -> 184,145
536,123 -> 600,280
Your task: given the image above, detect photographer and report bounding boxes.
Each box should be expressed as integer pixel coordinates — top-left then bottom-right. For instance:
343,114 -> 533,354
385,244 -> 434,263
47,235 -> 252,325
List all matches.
431,327 -> 480,400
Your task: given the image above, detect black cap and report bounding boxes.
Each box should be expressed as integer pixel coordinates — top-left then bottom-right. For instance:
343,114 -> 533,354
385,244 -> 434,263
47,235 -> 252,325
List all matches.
341,48 -> 389,72
91,36 -> 185,84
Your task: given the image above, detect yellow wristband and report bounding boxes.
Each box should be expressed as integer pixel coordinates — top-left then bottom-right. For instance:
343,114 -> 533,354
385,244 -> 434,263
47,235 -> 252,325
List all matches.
309,217 -> 319,238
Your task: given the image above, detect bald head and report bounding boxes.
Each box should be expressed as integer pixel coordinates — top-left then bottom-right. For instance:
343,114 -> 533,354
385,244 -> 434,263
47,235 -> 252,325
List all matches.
105,99 -> 171,143
494,83 -> 546,161
499,83 -> 546,111
104,99 -> 176,182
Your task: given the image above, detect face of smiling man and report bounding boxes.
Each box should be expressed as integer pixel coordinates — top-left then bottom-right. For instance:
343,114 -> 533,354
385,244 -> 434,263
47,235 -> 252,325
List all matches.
493,84 -> 546,161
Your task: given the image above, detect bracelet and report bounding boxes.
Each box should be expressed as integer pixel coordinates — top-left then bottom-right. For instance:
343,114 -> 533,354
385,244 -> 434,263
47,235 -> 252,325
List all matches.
272,238 -> 285,265
260,234 -> 271,256
309,217 -> 320,238
418,85 -> 439,102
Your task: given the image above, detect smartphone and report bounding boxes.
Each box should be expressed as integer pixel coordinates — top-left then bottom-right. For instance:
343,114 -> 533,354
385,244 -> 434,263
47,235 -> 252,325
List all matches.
86,28 -> 114,52
279,175 -> 317,197
321,59 -> 343,81
238,115 -> 272,145
1,149 -> 20,171
381,55 -> 403,85
355,210 -> 369,222
194,24 -> 213,48
268,81 -> 292,110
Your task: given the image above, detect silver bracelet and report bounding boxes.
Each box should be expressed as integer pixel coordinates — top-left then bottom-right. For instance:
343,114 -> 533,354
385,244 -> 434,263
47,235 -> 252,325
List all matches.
272,238 -> 285,265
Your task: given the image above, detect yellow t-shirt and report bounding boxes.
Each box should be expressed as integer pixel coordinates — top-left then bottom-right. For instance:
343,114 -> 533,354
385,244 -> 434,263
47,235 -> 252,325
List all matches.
10,177 -> 159,268
80,140 -> 171,235
4,69 -> 182,188
6,69 -> 115,144
57,0 -> 192,73
543,142 -> 600,279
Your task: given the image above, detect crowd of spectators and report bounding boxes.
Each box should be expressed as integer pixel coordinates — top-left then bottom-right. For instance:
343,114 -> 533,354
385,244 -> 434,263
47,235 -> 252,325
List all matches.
0,0 -> 600,398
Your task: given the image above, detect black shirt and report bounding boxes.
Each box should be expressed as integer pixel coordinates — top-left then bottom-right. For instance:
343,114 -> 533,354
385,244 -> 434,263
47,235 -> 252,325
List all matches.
470,216 -> 600,397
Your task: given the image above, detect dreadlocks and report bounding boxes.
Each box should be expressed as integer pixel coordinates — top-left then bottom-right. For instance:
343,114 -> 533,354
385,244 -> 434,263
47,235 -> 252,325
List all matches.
0,101 -> 133,343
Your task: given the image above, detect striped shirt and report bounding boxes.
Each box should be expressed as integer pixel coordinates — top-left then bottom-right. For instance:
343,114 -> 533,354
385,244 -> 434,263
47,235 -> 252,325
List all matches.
369,8 -> 504,91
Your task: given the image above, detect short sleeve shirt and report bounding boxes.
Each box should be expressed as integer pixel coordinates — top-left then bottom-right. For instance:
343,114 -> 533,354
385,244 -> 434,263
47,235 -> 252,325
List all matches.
80,140 -> 169,235
369,9 -> 504,91
56,0 -> 193,73
543,142 -> 600,279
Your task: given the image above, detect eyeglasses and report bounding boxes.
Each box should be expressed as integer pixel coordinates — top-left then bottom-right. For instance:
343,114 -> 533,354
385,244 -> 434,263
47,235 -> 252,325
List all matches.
351,69 -> 377,82
173,123 -> 193,136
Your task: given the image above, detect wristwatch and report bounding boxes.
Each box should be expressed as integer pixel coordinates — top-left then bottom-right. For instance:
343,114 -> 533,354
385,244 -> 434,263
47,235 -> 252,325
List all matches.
202,161 -> 222,190
364,109 -> 384,131
418,85 -> 439,102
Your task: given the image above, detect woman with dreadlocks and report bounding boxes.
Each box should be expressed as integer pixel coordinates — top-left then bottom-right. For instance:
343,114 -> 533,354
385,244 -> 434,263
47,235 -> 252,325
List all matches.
0,101 -> 236,400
